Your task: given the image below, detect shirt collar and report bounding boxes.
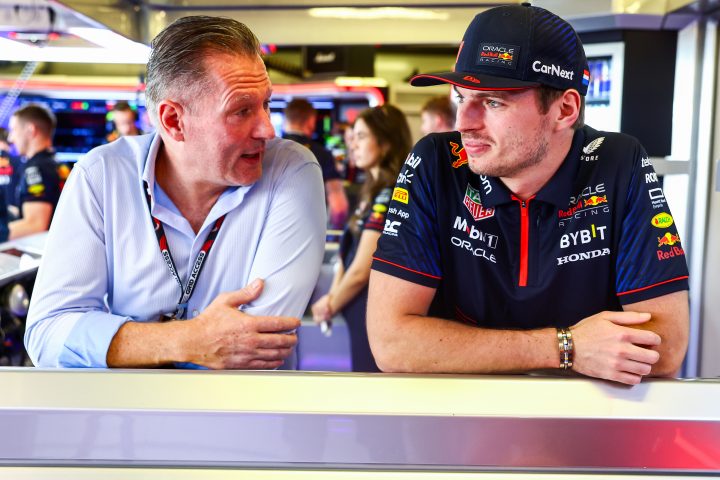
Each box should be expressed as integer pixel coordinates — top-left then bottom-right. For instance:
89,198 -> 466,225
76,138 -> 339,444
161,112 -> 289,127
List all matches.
534,128 -> 585,208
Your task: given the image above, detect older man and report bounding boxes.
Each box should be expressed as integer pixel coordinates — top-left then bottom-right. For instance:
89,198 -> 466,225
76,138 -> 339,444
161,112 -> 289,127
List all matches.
25,16 -> 326,369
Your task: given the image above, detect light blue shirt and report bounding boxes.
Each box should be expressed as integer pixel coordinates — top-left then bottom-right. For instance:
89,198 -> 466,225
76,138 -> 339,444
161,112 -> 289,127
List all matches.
25,133 -> 326,368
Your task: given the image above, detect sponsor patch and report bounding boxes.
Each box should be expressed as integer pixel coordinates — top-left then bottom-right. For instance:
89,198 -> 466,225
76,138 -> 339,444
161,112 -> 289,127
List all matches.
397,169 -> 413,185
463,183 -> 495,221
405,152 -> 421,169
657,232 -> 681,247
559,224 -> 607,249
651,212 -> 673,229
449,142 -> 468,168
25,166 -> 42,185
532,60 -> 575,80
383,219 -> 401,236
582,69 -> 590,85
648,187 -> 667,209
581,137 -> 604,162
657,246 -> 685,261
28,184 -> 45,196
478,43 -> 519,69
451,236 -> 497,263
557,247 -> 610,265
392,187 -> 409,204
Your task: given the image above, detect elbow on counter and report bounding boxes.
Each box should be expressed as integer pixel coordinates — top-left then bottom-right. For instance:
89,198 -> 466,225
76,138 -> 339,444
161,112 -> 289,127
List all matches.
367,319 -> 417,374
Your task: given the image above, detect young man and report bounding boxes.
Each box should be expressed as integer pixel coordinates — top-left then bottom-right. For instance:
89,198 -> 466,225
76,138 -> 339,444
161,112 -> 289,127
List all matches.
420,95 -> 456,135
106,101 -> 142,142
368,4 -> 689,385
283,98 -> 349,229
6,104 -> 62,239
25,16 -> 326,369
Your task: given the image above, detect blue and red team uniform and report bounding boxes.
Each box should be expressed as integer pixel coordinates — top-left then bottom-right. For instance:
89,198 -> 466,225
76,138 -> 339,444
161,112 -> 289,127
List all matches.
372,126 -> 689,329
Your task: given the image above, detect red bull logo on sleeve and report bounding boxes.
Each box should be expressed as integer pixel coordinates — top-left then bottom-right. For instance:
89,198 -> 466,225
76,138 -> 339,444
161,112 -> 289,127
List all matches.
584,195 -> 607,207
657,232 -> 681,247
450,141 -> 468,168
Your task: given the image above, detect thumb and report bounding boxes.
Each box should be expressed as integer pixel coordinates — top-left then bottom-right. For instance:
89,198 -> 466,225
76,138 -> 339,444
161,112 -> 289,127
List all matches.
223,278 -> 264,307
604,311 -> 652,326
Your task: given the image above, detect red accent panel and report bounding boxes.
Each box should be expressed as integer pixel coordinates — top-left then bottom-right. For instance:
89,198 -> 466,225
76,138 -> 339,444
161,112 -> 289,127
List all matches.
373,257 -> 442,280
617,276 -> 689,296
512,195 -> 535,287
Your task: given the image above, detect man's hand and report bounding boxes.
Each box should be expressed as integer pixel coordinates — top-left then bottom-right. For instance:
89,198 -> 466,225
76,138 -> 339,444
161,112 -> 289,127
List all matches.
311,294 -> 333,324
186,279 -> 300,369
571,311 -> 661,385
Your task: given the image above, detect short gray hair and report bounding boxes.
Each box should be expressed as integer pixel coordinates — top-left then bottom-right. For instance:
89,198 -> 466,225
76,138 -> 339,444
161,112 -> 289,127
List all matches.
145,16 -> 262,119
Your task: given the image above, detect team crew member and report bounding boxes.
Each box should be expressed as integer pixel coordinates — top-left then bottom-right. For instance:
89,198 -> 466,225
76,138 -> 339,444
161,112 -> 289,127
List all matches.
25,16 -> 326,369
367,4 -> 689,385
6,104 -> 62,240
283,98 -> 349,229
312,105 -> 411,372
420,95 -> 456,135
106,101 -> 143,142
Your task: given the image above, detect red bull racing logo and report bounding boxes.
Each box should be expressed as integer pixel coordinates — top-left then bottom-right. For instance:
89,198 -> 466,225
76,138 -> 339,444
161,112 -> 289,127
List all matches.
657,232 -> 680,247
463,183 -> 494,221
450,142 -> 468,168
583,195 -> 607,207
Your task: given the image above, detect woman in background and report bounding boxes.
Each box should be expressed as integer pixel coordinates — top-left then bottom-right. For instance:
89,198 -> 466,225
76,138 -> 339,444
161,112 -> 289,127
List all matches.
311,104 -> 412,372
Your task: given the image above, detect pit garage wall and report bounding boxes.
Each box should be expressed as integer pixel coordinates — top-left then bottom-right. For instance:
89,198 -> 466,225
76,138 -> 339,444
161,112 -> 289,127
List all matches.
700,17 -> 720,377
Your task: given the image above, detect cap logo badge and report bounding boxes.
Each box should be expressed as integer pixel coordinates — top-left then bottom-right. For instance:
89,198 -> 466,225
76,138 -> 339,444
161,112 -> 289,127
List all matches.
463,75 -> 481,84
477,43 -> 519,69
532,60 -> 574,80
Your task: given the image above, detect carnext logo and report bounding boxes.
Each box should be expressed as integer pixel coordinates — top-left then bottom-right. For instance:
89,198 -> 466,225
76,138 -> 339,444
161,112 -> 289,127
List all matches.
532,61 -> 574,80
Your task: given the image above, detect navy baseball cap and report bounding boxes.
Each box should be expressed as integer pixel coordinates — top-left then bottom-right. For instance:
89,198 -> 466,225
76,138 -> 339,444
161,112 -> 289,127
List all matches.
411,3 -> 590,96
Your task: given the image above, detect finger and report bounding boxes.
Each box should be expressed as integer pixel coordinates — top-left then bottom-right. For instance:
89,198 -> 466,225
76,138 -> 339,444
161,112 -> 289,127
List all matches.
624,343 -> 661,365
256,332 -> 298,349
612,371 -> 644,386
603,311 -> 651,326
619,327 -> 662,347
220,279 -> 265,307
243,359 -> 285,370
254,315 -> 301,332
617,358 -> 654,377
253,347 -> 294,361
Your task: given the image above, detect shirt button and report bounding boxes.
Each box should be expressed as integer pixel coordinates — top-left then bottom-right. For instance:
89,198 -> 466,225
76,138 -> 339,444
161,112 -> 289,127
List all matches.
192,309 -> 199,317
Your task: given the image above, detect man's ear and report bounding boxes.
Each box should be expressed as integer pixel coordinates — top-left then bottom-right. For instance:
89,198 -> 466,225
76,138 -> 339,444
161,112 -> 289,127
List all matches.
156,100 -> 185,141
554,89 -> 581,131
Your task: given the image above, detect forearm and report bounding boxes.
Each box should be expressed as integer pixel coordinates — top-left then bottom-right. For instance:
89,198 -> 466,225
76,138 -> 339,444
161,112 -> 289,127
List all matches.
106,320 -> 192,367
623,290 -> 689,377
8,217 -> 48,239
370,313 -> 559,373
328,267 -> 369,313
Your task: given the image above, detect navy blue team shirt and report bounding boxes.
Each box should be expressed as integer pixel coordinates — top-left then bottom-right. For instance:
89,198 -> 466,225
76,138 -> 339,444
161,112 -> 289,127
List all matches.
371,126 -> 689,329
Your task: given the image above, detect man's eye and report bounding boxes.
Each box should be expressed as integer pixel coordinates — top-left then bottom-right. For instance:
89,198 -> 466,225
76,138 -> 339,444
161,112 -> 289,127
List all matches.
454,95 -> 464,104
487,100 -> 502,108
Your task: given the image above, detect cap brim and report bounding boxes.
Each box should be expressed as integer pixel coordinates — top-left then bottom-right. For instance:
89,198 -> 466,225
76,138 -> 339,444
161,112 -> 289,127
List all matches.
410,72 -> 540,91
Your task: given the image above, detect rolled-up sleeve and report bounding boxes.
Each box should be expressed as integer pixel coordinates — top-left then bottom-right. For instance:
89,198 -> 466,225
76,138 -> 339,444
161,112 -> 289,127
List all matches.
25,164 -> 131,367
243,148 -> 326,319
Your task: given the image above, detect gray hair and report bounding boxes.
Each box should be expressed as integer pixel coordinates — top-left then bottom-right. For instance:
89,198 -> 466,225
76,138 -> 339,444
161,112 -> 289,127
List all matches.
145,16 -> 262,119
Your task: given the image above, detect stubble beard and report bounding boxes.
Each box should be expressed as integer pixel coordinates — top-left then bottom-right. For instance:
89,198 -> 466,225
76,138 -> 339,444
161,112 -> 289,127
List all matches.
463,130 -> 549,179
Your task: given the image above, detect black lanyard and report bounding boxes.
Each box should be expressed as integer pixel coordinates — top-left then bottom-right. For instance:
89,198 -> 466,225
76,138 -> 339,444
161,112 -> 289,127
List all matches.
143,181 -> 226,319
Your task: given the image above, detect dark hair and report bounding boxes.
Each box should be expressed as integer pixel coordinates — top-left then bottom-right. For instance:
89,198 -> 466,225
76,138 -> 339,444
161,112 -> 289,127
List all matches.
350,104 -> 412,233
0,127 -> 8,144
421,95 -> 456,127
12,104 -> 56,137
284,98 -> 315,124
145,15 -> 261,119
113,100 -> 137,117
536,86 -> 585,130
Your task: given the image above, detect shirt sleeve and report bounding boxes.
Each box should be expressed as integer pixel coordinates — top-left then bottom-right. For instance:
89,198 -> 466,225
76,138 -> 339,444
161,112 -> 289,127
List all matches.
314,145 -> 342,182
371,135 -> 443,288
19,162 -> 59,204
615,143 -> 689,304
25,164 -> 131,368
363,187 -> 392,232
241,145 -> 326,320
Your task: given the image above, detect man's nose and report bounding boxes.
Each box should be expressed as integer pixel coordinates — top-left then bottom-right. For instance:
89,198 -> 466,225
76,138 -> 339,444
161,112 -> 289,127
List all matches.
455,103 -> 484,133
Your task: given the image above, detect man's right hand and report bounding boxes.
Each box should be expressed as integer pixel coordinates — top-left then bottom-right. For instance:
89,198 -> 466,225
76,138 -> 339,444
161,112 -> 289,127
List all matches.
184,279 -> 300,370
570,311 -> 661,385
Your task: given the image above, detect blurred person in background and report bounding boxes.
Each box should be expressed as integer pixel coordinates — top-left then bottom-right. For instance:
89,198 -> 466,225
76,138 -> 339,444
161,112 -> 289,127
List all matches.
311,104 -> 411,372
0,128 -> 13,241
106,101 -> 143,142
420,95 -> 456,135
283,98 -> 348,229
6,104 -> 62,240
